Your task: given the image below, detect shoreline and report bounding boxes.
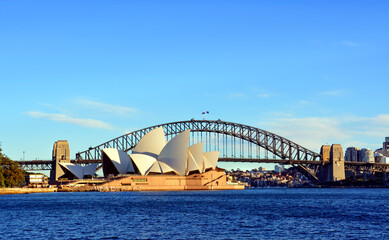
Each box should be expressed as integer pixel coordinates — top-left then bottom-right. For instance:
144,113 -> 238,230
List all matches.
0,188 -> 56,195
2,184 -> 389,195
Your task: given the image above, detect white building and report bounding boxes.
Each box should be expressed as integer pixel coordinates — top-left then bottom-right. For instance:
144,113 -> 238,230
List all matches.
374,152 -> 384,164
102,127 -> 220,177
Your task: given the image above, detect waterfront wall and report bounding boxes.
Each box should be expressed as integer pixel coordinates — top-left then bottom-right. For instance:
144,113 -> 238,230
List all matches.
97,169 -> 244,191
0,188 -> 56,195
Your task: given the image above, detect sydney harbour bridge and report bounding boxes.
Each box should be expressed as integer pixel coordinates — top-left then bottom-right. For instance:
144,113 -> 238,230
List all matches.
17,119 -> 389,182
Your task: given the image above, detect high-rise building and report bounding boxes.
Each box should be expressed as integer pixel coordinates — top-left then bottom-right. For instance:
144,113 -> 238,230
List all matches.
360,148 -> 375,163
274,165 -> 284,173
384,137 -> 389,149
345,147 -> 361,162
376,137 -> 389,157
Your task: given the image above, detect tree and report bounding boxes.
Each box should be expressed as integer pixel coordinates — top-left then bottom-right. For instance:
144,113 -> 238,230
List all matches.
0,167 -> 4,187
0,147 -> 24,187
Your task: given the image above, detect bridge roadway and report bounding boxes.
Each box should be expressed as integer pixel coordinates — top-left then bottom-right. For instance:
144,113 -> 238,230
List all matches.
16,159 -> 389,173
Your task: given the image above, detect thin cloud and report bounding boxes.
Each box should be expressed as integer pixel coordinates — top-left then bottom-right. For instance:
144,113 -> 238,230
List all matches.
260,117 -> 348,151
341,41 -> 359,47
26,111 -> 114,129
76,99 -> 138,116
371,114 -> 389,125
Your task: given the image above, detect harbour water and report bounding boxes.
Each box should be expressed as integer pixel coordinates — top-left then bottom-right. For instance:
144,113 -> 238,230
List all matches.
0,188 -> 388,239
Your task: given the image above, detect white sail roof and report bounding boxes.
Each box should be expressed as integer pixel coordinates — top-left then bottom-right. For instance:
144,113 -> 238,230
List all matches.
59,163 -> 84,179
159,161 -> 177,174
102,128 -> 220,177
146,161 -> 178,175
59,163 -> 99,179
118,150 -> 135,173
130,153 -> 157,176
84,163 -> 98,176
102,148 -> 134,174
158,130 -> 190,175
187,152 -> 200,174
132,127 -> 166,158
147,161 -> 162,174
203,151 -> 220,170
187,143 -> 203,174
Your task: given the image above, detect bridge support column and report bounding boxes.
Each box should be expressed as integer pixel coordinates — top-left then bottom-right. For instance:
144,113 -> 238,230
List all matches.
318,144 -> 345,182
50,140 -> 70,183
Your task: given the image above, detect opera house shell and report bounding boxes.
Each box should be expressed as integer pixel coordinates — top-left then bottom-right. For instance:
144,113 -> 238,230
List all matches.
102,127 -> 220,177
58,162 -> 98,180
54,127 -> 243,190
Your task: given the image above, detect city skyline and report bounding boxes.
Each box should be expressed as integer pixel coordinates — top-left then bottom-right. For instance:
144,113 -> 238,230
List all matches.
0,1 -> 388,171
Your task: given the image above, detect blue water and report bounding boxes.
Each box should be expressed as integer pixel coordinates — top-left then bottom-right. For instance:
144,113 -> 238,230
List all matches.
0,188 -> 388,240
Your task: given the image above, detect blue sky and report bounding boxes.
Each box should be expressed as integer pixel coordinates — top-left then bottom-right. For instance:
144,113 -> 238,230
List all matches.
1,1 -> 388,171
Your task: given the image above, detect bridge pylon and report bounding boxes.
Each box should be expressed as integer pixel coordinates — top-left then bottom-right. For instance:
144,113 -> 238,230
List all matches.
318,144 -> 345,182
49,140 -> 70,183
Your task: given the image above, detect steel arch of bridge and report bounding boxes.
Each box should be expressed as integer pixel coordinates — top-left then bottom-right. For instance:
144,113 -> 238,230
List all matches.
76,120 -> 322,175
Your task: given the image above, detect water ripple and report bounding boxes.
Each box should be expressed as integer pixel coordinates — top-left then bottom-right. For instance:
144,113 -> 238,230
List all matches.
0,189 -> 389,239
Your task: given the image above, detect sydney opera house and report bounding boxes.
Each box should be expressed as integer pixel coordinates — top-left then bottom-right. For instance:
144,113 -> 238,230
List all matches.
57,128 -> 243,191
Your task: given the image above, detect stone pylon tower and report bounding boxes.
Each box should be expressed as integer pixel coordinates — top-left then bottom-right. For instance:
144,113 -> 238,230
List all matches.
320,145 -> 331,163
329,144 -> 345,181
50,140 -> 70,182
318,144 -> 345,182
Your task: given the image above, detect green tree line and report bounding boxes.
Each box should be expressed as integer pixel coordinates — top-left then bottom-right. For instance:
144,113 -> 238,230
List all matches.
0,147 -> 25,187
